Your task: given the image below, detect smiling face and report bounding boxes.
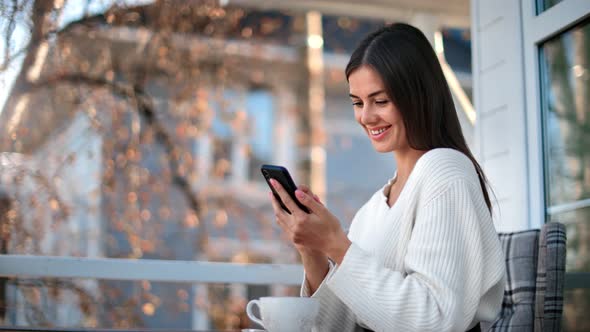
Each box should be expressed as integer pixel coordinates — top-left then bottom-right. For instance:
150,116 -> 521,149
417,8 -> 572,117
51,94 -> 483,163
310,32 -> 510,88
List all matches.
348,65 -> 408,153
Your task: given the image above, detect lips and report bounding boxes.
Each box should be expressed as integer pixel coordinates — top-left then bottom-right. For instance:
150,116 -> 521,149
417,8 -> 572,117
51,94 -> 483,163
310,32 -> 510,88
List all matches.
367,125 -> 391,141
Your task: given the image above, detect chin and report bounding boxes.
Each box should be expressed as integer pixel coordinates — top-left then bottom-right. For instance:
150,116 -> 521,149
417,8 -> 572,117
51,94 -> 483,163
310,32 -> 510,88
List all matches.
372,143 -> 395,153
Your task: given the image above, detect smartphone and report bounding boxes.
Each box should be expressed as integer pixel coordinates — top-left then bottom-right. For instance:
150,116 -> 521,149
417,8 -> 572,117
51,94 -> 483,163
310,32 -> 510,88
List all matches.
261,164 -> 310,214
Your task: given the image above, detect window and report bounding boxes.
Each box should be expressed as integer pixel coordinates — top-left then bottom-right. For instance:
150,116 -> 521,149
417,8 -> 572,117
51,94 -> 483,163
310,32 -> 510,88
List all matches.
537,0 -> 564,14
540,19 -> 590,273
208,88 -> 275,183
537,14 -> 590,331
245,89 -> 274,183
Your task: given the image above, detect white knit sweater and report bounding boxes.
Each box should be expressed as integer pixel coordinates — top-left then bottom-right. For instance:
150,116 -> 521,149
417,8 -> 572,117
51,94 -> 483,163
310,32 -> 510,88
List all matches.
301,148 -> 506,332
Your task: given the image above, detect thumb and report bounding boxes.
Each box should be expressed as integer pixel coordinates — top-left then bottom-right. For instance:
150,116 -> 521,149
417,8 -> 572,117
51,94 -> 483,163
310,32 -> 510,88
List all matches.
295,189 -> 326,215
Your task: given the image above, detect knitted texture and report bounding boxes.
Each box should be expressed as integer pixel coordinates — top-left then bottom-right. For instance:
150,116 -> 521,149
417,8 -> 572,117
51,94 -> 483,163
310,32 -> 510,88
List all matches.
301,148 -> 506,332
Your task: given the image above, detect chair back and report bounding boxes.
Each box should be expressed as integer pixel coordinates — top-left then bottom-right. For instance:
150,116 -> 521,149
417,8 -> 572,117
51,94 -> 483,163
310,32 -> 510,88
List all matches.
483,222 -> 566,332
534,222 -> 566,331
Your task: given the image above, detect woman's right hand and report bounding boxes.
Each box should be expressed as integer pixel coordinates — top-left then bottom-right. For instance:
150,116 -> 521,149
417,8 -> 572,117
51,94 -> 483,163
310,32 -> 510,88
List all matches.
270,185 -> 321,254
270,184 -> 330,293
297,185 -> 323,206
269,178 -> 350,264
279,185 -> 323,255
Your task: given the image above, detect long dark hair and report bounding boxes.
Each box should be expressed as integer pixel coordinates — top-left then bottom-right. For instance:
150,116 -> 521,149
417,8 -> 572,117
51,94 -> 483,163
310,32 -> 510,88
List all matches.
345,23 -> 493,214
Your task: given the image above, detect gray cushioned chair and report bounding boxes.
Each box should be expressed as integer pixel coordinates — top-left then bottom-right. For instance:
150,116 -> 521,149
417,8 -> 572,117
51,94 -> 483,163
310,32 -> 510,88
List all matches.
482,222 -> 566,332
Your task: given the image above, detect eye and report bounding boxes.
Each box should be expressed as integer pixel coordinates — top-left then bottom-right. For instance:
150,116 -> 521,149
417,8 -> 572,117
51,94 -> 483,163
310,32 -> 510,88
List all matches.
375,100 -> 389,105
352,101 -> 363,107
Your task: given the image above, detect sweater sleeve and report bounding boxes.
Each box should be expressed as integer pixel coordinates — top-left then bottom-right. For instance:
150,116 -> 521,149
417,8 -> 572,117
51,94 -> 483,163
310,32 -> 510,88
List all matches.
324,179 -> 505,332
300,260 -> 360,332
299,206 -> 371,332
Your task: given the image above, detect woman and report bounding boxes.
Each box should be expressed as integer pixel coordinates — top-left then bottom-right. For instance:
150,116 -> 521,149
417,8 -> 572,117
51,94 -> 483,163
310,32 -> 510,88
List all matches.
268,23 -> 506,332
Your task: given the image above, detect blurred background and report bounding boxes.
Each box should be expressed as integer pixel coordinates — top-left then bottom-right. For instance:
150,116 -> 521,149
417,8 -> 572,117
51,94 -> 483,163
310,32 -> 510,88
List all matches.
0,0 -> 588,331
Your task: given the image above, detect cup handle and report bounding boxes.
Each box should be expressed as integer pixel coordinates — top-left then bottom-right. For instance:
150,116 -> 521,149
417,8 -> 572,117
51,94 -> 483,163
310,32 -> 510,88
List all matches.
246,299 -> 264,328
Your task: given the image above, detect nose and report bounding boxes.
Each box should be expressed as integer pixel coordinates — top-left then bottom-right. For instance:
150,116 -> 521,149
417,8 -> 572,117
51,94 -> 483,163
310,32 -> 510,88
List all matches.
360,104 -> 378,125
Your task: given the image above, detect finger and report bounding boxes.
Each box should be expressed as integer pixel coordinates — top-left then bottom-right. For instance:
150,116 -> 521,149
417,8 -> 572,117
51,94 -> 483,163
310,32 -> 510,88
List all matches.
269,179 -> 303,216
268,192 -> 298,242
269,192 -> 292,226
298,185 -> 322,205
276,216 -> 289,233
298,184 -> 312,193
295,189 -> 325,215
312,194 -> 323,205
272,202 -> 296,240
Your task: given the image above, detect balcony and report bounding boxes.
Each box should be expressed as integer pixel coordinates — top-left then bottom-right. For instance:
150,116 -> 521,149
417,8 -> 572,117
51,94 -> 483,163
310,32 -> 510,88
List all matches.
0,255 -> 303,331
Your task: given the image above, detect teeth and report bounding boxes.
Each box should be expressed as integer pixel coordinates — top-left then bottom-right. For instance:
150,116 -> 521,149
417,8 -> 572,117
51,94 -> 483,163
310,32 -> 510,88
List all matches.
370,127 -> 388,135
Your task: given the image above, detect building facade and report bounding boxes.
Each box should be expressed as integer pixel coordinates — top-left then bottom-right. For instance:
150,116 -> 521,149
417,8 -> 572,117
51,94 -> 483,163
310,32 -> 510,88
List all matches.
471,0 -> 590,329
0,0 -> 588,330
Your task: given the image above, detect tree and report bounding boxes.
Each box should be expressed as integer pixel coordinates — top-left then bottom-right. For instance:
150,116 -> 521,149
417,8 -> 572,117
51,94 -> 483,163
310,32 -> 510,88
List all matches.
1,0 -> 305,328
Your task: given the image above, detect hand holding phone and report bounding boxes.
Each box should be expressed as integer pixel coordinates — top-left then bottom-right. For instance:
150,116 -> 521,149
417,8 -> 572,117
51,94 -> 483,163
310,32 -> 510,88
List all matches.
261,165 -> 310,214
262,165 -> 350,264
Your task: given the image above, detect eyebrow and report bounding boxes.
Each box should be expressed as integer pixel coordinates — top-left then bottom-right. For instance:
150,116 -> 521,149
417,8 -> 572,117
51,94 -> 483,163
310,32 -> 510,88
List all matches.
349,90 -> 386,99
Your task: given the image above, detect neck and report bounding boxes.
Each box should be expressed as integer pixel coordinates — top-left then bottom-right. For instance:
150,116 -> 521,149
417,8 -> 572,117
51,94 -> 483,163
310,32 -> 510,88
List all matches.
393,147 -> 427,183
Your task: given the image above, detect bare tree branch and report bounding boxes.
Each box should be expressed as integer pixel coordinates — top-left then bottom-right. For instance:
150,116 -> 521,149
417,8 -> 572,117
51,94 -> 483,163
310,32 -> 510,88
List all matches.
2,0 -> 55,112
0,0 -> 19,72
9,278 -> 98,325
0,27 -> 62,73
1,161 -> 70,222
30,73 -> 209,250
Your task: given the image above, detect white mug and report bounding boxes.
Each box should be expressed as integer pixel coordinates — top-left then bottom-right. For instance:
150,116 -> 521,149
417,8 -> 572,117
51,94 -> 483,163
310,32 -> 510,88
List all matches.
246,296 -> 319,332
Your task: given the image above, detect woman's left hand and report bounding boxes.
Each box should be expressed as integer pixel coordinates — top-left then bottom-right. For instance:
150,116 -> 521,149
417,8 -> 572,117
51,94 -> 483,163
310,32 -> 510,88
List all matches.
269,179 -> 351,264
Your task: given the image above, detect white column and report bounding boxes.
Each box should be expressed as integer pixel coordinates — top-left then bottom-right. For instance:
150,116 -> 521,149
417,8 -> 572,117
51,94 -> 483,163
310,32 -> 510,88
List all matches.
471,0 -> 529,231
191,252 -> 211,330
305,11 -> 327,201
230,283 -> 247,302
273,86 -> 297,172
191,283 -> 210,330
14,286 -> 26,325
231,134 -> 248,185
197,133 -> 213,184
193,132 -> 212,327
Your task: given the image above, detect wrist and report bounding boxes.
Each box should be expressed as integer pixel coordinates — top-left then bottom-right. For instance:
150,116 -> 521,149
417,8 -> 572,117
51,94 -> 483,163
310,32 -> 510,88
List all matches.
298,246 -> 325,257
299,248 -> 328,268
325,231 -> 351,265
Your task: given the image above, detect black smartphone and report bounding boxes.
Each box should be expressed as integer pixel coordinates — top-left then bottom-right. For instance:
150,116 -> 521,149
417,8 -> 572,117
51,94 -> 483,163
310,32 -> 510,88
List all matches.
261,164 -> 310,214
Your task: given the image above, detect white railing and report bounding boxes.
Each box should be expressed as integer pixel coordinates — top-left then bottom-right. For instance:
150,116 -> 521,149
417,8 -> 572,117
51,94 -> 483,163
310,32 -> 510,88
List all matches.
0,255 -> 304,285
